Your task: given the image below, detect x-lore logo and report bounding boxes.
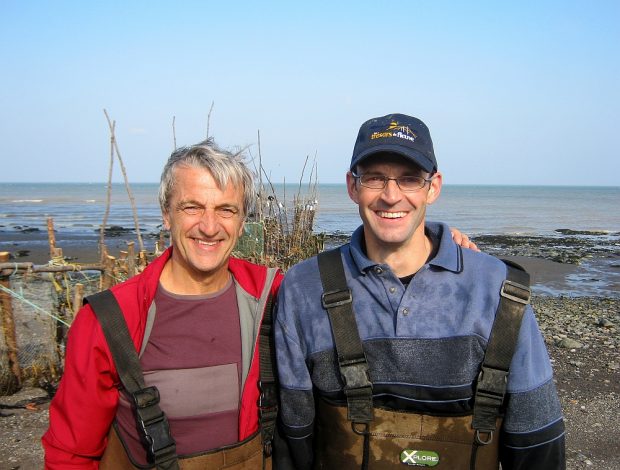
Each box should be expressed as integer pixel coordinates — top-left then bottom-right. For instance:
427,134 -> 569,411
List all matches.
400,449 -> 440,467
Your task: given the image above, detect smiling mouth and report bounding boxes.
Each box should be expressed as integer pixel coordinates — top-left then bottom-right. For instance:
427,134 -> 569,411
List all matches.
376,211 -> 407,219
194,238 -> 219,246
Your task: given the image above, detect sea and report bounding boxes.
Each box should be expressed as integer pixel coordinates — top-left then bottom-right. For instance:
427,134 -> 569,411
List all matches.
1,183 -> 619,297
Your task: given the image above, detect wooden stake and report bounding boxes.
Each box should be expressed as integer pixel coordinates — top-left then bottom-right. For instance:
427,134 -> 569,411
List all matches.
0,252 -> 22,390
101,255 -> 116,290
71,283 -> 84,322
138,250 -> 148,271
47,217 -> 56,259
126,241 -> 136,278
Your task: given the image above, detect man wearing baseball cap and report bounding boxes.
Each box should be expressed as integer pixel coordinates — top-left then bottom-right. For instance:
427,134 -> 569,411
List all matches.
274,114 -> 565,469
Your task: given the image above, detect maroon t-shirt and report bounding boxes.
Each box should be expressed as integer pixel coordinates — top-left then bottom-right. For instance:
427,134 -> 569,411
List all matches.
115,279 -> 242,463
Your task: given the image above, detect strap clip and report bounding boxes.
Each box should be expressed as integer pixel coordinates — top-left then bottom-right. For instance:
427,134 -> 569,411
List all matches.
500,279 -> 531,304
132,387 -> 176,464
322,289 -> 352,309
132,386 -> 160,409
476,366 -> 508,402
340,358 -> 373,390
257,380 -> 278,457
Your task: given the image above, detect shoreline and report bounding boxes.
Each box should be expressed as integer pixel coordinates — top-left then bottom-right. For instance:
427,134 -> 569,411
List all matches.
1,227 -> 619,297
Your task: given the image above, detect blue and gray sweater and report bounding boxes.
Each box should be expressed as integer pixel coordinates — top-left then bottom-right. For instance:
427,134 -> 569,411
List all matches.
274,222 -> 565,469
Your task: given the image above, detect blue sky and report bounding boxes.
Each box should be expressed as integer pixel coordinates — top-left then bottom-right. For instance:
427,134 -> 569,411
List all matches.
1,1 -> 618,185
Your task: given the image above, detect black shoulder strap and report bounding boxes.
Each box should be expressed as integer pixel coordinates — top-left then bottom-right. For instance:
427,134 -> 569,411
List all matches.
86,290 -> 179,470
317,249 -> 373,426
471,260 -> 531,446
258,291 -> 278,458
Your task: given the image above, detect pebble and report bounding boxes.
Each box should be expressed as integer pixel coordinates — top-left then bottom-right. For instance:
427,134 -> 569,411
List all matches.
558,338 -> 584,349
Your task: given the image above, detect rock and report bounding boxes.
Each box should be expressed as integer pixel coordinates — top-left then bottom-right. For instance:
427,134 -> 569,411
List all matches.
557,338 -> 584,349
598,318 -> 614,328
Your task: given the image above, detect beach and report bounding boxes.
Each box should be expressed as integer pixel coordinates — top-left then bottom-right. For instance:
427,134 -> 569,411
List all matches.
2,294 -> 618,469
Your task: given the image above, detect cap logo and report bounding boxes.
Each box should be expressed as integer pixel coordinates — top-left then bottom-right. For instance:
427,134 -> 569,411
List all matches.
371,120 -> 417,143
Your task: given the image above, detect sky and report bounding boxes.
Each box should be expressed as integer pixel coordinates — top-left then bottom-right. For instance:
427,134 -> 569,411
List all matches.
1,1 -> 618,186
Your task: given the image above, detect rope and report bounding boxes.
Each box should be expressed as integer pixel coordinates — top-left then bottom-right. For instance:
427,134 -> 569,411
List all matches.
0,283 -> 71,327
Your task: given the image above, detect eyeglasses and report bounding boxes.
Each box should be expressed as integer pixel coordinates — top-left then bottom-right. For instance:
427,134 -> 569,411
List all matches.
351,172 -> 434,192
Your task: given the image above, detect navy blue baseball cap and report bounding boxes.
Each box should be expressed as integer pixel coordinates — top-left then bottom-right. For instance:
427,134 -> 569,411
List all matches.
350,113 -> 437,173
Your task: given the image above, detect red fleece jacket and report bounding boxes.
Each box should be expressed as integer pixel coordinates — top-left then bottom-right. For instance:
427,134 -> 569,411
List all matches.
42,248 -> 282,469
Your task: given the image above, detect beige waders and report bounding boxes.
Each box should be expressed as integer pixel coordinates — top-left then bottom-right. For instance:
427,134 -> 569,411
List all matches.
100,428 -> 270,470
315,401 -> 500,469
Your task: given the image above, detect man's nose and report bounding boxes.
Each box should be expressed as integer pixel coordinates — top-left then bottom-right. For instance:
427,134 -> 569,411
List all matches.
380,178 -> 403,202
198,210 -> 219,234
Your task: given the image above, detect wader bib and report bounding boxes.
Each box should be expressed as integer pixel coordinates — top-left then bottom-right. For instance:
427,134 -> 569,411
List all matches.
316,249 -> 531,470
100,426 -> 268,470
86,270 -> 278,470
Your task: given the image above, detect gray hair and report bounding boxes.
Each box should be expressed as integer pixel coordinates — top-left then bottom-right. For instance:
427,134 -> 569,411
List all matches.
158,139 -> 255,216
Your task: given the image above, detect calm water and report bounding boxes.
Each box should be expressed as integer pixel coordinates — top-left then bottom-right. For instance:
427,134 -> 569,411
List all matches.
1,182 -> 619,236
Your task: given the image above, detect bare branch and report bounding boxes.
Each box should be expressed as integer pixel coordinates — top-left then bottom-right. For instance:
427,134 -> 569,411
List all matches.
206,101 -> 215,139
103,109 -> 144,252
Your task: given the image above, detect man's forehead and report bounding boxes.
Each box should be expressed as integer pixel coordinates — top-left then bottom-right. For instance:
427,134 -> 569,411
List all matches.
358,153 -> 425,173
171,167 -> 243,201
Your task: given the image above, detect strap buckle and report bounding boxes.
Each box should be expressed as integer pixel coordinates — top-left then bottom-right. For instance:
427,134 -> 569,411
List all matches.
132,387 -> 177,464
476,366 -> 508,402
257,381 -> 278,457
322,289 -> 352,309
340,358 -> 373,390
132,386 -> 160,409
257,380 -> 278,416
500,280 -> 531,304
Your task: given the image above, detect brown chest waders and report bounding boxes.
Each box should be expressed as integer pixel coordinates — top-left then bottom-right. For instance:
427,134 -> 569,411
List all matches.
316,249 -> 531,470
100,426 -> 269,470
86,288 -> 277,470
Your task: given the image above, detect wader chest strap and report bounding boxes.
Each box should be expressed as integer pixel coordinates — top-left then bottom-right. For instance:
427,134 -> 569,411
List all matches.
258,292 -> 278,457
86,290 -> 179,470
318,249 -> 373,425
472,260 -> 531,445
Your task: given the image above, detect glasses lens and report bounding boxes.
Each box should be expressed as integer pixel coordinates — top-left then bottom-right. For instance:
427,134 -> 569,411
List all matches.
397,176 -> 425,191
360,174 -> 387,189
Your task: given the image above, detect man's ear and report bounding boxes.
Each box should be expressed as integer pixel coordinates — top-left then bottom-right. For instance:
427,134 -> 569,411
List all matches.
346,171 -> 359,204
427,171 -> 442,204
162,211 -> 171,231
238,220 -> 245,237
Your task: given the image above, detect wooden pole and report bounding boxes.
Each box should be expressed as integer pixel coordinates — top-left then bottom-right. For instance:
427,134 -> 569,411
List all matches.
103,109 -> 145,252
101,255 -> 116,290
0,262 -> 104,275
47,217 -> 56,259
100,119 -> 115,252
127,241 -> 136,278
71,283 -> 84,322
138,251 -> 148,272
0,252 -> 22,390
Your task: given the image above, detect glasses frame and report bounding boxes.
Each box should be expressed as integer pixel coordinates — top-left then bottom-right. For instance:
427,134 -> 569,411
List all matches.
351,171 -> 434,192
